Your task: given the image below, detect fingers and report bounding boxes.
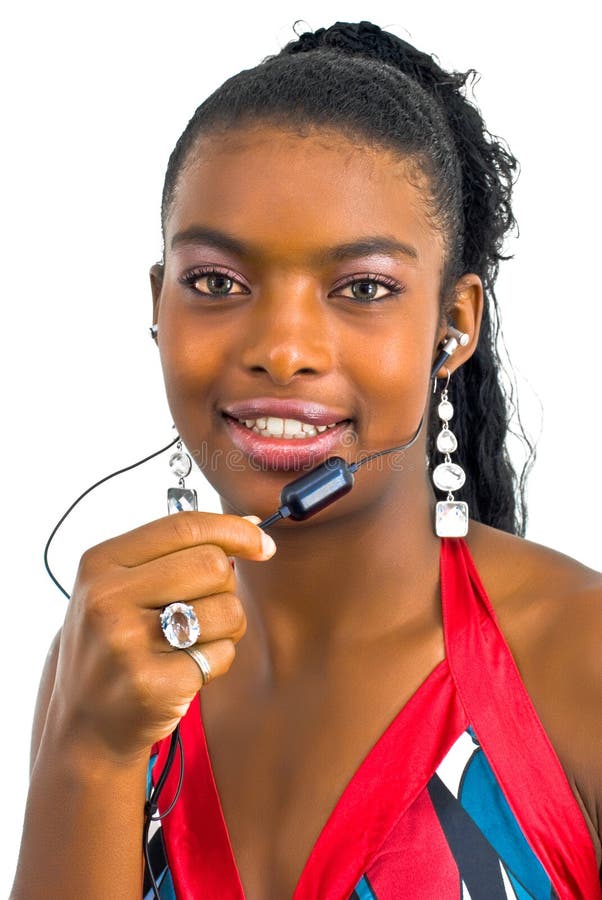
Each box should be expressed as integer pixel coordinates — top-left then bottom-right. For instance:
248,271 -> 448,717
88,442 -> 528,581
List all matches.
84,511 -> 275,571
122,543 -> 239,609
164,638 -> 236,693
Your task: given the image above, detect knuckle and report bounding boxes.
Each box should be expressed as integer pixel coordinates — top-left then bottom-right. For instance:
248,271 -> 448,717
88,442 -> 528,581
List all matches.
221,594 -> 246,634
79,581 -> 109,621
104,616 -> 139,658
171,511 -> 207,547
79,575 -> 126,631
130,667 -> 157,712
223,567 -> 237,593
76,546 -> 103,580
202,546 -> 230,585
78,546 -> 95,572
221,639 -> 236,672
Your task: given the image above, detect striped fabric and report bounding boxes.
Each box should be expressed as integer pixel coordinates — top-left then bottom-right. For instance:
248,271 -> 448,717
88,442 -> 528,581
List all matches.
144,726 -> 560,899
144,538 -> 601,899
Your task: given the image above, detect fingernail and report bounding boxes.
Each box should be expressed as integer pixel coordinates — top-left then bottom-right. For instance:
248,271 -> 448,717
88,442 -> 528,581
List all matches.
261,532 -> 277,558
243,515 -> 276,558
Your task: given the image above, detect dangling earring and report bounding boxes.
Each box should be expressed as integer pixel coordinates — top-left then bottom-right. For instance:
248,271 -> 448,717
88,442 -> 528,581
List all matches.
167,434 -> 198,513
431,372 -> 469,537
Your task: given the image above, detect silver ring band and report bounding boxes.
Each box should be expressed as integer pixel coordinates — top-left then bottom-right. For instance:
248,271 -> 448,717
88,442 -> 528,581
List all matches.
184,646 -> 212,686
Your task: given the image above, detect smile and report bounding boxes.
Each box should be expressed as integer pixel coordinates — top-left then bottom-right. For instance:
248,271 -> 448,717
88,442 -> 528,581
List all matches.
235,416 -> 340,439
222,414 -> 354,471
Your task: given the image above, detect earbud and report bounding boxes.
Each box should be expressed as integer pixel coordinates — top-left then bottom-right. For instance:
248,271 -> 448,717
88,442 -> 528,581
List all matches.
446,324 -> 470,346
431,323 -> 470,379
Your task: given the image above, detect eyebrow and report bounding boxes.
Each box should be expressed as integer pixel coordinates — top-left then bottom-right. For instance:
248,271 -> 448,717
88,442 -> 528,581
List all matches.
170,225 -> 419,263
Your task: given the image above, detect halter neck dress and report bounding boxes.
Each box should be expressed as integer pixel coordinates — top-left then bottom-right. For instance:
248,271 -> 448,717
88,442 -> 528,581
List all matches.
144,537 -> 602,899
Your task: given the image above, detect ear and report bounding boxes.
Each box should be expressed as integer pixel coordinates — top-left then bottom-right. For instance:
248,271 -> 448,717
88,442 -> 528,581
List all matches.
149,262 -> 164,343
434,273 -> 484,379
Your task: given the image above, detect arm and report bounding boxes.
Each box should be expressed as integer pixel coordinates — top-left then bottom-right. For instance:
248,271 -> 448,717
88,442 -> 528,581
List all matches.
11,511 -> 272,900
12,630 -> 148,900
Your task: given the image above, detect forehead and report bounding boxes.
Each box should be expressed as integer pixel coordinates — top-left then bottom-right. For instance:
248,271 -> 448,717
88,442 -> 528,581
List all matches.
167,124 -> 443,267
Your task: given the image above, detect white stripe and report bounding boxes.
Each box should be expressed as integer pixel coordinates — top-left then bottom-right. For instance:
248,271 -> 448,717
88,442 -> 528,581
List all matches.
436,730 -> 479,798
148,817 -> 161,841
500,860 -> 519,898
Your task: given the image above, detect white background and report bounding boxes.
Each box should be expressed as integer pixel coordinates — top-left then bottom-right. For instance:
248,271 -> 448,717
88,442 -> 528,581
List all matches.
2,1 -> 600,891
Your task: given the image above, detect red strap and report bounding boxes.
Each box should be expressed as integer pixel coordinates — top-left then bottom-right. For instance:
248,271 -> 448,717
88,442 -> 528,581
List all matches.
155,665 -> 463,899
292,660 -> 463,898
154,692 -> 245,898
441,537 -> 601,899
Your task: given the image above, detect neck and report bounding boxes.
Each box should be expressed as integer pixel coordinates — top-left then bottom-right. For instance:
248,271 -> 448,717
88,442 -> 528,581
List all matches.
223,466 -> 442,684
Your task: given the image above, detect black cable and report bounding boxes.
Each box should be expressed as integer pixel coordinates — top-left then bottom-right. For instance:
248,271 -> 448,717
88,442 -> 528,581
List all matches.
43,431 -> 181,599
256,415 -> 425,531
143,725 -> 184,900
256,358 -> 447,530
41,430 -> 182,899
348,414 -> 424,473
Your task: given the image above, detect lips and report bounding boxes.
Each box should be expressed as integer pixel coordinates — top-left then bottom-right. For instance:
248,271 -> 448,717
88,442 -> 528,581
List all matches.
220,399 -> 354,471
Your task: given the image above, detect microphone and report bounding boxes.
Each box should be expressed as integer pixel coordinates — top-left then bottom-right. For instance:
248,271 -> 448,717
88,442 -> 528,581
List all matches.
257,343 -> 461,530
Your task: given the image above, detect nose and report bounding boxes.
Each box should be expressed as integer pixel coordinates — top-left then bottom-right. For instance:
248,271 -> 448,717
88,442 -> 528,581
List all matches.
240,276 -> 335,385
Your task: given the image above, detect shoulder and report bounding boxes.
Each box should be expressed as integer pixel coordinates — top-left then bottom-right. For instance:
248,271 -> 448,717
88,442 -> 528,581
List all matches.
465,521 -> 602,856
464,520 -> 601,711
465,519 -> 600,606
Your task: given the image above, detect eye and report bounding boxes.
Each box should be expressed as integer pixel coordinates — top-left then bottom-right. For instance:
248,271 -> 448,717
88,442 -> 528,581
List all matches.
330,274 -> 406,303
178,265 -> 250,297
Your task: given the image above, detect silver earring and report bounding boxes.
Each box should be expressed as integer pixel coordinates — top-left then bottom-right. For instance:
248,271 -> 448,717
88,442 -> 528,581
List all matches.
167,435 -> 198,514
431,373 -> 469,537
149,324 -> 158,339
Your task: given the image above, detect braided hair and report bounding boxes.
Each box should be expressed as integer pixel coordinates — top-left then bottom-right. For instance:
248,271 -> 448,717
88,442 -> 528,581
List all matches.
159,20 -> 535,536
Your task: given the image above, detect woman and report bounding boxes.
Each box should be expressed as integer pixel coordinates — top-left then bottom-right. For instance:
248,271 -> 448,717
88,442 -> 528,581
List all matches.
12,20 -> 601,900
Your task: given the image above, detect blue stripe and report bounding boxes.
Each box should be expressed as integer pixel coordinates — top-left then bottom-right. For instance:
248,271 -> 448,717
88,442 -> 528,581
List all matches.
459,747 -> 552,898
143,865 -> 177,900
353,874 -> 378,899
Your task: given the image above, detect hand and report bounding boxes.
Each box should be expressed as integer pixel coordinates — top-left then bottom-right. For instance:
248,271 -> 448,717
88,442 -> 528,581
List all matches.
48,511 -> 276,762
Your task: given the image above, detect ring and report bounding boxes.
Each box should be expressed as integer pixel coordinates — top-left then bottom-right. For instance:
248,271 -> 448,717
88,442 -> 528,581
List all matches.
159,602 -> 200,649
185,646 -> 212,686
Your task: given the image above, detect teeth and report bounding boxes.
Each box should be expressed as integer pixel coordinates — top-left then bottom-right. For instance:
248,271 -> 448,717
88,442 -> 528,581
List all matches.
283,419 -> 300,437
236,415 -> 341,438
266,416 -> 284,436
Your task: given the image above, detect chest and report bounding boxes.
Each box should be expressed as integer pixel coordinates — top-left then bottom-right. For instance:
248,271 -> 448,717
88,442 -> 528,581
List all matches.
201,634 -> 445,900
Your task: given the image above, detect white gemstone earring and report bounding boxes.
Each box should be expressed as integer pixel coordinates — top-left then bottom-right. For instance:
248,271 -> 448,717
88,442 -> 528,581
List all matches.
432,372 -> 469,537
167,434 -> 198,513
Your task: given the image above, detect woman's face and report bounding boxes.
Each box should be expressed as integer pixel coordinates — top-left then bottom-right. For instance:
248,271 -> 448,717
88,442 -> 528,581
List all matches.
152,123 -> 471,522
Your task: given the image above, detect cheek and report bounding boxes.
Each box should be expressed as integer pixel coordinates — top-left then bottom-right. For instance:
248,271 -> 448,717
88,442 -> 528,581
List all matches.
352,310 -> 436,435
157,301 -> 226,402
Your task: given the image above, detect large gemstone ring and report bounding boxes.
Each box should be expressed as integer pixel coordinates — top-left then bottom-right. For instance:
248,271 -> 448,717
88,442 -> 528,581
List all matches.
159,602 -> 201,649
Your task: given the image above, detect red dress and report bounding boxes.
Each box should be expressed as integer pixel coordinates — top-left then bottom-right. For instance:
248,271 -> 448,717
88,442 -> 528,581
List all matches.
146,537 -> 601,899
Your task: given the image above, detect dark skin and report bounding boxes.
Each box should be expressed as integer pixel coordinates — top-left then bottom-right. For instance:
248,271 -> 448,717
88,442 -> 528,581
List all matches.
149,124 -> 602,896
15,123 -> 601,900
